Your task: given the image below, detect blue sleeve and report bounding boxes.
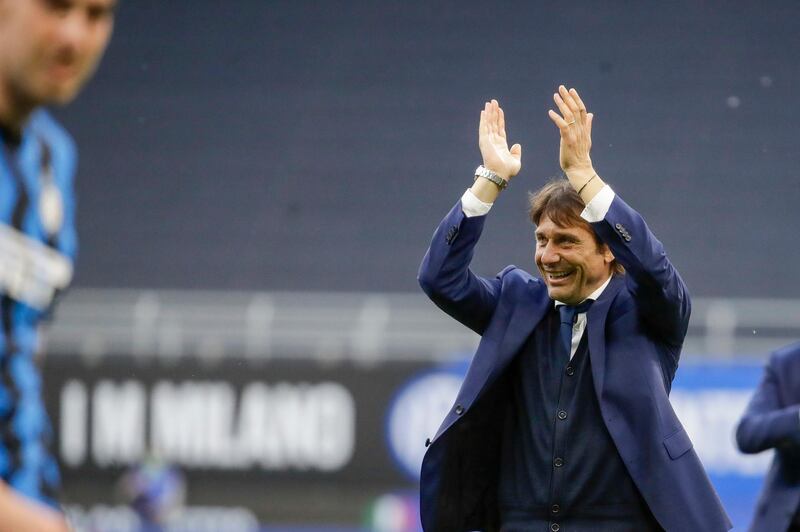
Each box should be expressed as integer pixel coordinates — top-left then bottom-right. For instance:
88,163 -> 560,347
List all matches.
34,111 -> 78,320
51,122 -> 78,263
417,200 -> 503,335
591,195 -> 691,350
736,351 -> 800,454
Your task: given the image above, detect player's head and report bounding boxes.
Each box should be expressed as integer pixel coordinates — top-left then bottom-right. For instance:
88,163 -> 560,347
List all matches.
0,0 -> 116,119
529,179 -> 619,305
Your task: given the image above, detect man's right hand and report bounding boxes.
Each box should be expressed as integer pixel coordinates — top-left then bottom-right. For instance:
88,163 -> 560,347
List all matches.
473,99 -> 521,203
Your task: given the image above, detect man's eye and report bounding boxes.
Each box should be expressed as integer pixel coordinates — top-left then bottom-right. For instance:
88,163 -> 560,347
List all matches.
87,6 -> 112,22
44,0 -> 72,12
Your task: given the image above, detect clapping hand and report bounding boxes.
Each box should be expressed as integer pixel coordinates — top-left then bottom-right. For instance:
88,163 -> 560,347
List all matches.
547,85 -> 594,180
479,99 -> 522,181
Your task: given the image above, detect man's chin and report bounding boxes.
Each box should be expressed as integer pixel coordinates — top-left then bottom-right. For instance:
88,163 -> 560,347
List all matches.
546,286 -> 565,301
546,286 -> 580,304
37,78 -> 85,106
47,85 -> 82,105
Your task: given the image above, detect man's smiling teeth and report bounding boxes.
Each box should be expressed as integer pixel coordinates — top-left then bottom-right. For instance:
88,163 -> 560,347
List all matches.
548,271 -> 572,279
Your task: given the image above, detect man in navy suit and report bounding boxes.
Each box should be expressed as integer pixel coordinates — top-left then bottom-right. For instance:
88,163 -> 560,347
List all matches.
417,86 -> 731,531
736,342 -> 800,531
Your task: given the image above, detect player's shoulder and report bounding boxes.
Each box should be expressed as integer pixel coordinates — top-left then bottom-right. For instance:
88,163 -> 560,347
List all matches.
28,109 -> 77,157
770,341 -> 800,368
498,265 -> 546,295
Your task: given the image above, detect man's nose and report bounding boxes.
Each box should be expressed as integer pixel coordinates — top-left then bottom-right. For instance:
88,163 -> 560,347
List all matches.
55,11 -> 90,53
540,243 -> 560,264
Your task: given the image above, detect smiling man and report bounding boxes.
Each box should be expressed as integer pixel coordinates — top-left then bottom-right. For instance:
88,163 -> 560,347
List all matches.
0,0 -> 115,530
417,87 -> 731,531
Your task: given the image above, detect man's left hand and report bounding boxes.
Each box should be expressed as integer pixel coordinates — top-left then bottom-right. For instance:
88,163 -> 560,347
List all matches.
548,85 -> 595,182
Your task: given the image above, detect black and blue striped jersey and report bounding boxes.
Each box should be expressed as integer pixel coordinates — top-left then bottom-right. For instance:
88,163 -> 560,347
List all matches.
0,109 -> 77,508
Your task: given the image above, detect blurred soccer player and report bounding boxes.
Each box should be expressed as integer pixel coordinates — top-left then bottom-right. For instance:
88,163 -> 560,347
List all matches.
417,88 -> 731,531
736,342 -> 800,531
0,0 -> 115,530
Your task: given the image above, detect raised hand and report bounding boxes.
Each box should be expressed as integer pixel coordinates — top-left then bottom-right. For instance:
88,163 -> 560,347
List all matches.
547,85 -> 594,178
479,99 -> 522,181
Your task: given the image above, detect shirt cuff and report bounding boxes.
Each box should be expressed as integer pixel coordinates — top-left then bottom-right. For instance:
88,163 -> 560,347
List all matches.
580,184 -> 616,223
461,188 -> 493,218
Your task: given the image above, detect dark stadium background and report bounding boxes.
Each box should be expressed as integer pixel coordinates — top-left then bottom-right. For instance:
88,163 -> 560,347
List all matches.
45,1 -> 800,531
59,0 -> 800,296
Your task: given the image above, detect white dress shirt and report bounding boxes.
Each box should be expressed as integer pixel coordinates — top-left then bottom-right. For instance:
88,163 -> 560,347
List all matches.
554,277 -> 612,360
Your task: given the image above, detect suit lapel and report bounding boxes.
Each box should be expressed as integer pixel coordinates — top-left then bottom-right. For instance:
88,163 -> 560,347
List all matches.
586,275 -> 625,399
434,279 -> 551,440
465,278 -> 552,398
495,281 -> 553,371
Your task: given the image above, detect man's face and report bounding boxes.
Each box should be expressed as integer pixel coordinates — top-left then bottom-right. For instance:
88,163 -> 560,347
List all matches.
535,214 -> 614,305
0,0 -> 115,107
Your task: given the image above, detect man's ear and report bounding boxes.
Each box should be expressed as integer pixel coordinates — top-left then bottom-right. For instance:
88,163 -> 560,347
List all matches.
602,244 -> 615,265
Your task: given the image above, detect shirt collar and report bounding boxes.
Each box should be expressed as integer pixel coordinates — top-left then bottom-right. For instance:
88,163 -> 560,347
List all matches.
553,274 -> 613,308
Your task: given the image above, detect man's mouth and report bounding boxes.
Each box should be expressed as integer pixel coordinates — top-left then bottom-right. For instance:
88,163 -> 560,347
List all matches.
545,270 -> 574,284
49,63 -> 79,82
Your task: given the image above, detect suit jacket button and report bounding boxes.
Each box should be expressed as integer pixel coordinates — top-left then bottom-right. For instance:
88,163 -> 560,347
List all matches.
551,504 -> 560,514
455,405 -> 464,415
425,438 -> 431,447
550,524 -> 560,532
624,235 -> 632,242
615,223 -> 622,229
565,365 -> 575,376
553,457 -> 564,468
557,410 -> 567,420
445,226 -> 458,243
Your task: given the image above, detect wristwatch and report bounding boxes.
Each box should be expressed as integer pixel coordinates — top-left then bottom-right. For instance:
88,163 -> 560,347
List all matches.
474,165 -> 508,190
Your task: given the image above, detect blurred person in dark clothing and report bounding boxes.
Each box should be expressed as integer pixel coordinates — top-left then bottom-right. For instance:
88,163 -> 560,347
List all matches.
0,0 -> 115,530
737,341 -> 800,532
417,87 -> 731,531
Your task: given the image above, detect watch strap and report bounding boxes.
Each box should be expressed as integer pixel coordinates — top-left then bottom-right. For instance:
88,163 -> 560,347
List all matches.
474,165 -> 508,190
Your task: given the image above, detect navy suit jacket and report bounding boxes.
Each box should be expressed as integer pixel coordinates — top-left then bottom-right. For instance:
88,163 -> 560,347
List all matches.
736,342 -> 800,532
417,193 -> 731,532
